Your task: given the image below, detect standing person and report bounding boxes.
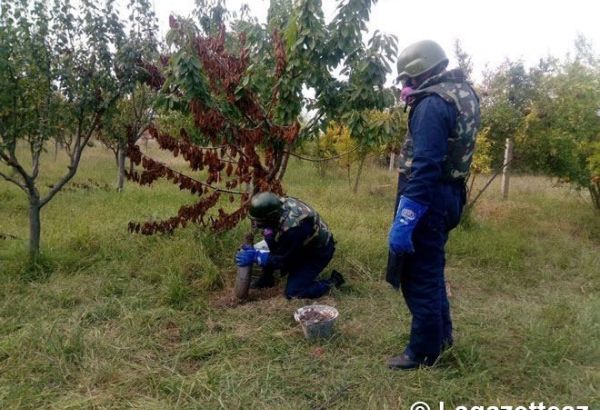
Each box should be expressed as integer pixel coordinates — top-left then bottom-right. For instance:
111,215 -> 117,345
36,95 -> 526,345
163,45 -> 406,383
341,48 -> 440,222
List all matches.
386,40 -> 480,370
235,192 -> 344,299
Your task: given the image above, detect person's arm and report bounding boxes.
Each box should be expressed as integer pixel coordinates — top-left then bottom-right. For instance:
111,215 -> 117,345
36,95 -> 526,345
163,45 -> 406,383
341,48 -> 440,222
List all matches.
265,220 -> 313,269
402,95 -> 457,206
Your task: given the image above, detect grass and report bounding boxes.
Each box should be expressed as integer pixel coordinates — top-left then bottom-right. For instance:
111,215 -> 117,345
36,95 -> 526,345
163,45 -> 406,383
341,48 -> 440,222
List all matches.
1,143 -> 599,409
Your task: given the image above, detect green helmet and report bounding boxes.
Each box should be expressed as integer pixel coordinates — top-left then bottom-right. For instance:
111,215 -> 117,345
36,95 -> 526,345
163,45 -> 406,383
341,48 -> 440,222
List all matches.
396,40 -> 448,82
249,192 -> 283,226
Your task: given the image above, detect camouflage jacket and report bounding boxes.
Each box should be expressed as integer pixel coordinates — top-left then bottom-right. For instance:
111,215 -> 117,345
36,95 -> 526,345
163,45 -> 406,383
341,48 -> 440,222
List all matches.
398,69 -> 481,181
276,197 -> 332,249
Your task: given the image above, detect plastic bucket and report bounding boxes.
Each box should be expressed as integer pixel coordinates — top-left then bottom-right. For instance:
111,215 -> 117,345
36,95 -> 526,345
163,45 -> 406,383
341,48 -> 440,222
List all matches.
294,304 -> 339,340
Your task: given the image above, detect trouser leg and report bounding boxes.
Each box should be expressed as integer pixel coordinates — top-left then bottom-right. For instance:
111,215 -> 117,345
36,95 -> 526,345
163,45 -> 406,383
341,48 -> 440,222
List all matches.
441,272 -> 453,347
397,183 -> 463,364
400,220 -> 448,365
285,243 -> 335,299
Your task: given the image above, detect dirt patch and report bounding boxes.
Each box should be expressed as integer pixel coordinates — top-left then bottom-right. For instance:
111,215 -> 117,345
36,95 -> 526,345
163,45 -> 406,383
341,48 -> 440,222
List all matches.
164,320 -> 181,344
211,286 -> 282,309
311,346 -> 326,358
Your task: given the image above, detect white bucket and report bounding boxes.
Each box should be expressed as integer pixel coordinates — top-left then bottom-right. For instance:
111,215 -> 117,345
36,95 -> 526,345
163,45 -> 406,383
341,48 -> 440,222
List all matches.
294,304 -> 339,340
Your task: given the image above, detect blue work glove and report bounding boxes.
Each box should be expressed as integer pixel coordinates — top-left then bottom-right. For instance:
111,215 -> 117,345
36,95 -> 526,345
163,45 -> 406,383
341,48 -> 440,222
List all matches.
235,247 -> 270,267
254,249 -> 270,267
235,248 -> 256,267
388,195 -> 428,254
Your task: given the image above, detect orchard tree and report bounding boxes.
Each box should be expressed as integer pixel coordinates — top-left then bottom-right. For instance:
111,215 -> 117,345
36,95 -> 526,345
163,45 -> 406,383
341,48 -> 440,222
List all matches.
126,0 -> 399,233
312,107 -> 406,187
98,82 -> 160,192
453,39 -> 473,81
346,108 -> 404,192
518,37 -> 600,209
97,0 -> 160,191
479,59 -> 534,169
0,0 -> 157,260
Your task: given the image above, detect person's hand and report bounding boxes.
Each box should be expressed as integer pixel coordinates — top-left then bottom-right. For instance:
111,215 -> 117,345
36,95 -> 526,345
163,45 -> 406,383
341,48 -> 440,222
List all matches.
254,250 -> 270,267
235,248 -> 257,267
388,196 -> 428,254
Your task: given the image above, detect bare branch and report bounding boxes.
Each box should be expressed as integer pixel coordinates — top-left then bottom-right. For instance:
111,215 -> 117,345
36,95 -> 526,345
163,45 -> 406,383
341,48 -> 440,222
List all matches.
288,146 -> 360,162
0,170 -> 28,194
40,113 -> 101,208
1,150 -> 35,192
297,111 -> 324,141
31,143 -> 43,180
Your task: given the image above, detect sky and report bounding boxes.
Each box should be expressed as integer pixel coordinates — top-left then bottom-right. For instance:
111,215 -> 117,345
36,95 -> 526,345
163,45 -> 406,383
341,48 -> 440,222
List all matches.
150,0 -> 600,81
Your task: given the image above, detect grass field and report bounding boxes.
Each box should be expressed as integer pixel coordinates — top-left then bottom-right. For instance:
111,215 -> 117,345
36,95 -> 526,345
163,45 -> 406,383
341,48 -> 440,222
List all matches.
1,144 -> 599,409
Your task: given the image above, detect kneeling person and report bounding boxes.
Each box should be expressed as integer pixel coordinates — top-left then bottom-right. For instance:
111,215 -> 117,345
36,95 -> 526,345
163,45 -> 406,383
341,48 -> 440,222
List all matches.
235,192 -> 344,299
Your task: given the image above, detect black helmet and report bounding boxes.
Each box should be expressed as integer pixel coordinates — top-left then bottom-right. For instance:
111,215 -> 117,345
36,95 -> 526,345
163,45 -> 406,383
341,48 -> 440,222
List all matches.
249,192 -> 283,227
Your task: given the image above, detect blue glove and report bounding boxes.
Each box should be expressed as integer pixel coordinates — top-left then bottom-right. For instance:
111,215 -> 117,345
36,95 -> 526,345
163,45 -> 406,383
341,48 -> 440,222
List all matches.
235,247 -> 270,267
235,248 -> 256,267
388,196 -> 428,254
254,249 -> 270,267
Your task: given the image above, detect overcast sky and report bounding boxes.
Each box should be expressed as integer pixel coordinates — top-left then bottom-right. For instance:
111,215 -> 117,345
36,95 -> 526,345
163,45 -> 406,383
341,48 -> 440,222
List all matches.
151,0 -> 600,80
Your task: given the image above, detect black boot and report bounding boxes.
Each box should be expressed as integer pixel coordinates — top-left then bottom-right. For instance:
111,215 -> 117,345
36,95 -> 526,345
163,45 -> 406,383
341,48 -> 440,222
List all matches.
330,270 -> 345,288
387,353 -> 422,370
250,271 -> 275,289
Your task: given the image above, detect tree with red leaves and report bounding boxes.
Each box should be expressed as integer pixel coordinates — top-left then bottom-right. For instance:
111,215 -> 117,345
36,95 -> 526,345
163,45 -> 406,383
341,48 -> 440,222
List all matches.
127,0 -> 397,234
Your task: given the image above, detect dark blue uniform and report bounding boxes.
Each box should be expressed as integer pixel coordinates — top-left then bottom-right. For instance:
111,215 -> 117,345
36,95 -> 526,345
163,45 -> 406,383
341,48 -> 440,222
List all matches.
263,218 -> 335,299
392,95 -> 467,365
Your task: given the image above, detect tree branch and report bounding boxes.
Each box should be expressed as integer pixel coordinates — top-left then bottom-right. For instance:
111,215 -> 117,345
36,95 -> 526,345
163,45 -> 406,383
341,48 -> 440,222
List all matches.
31,143 -> 43,180
288,146 -> 359,162
0,170 -> 28,194
40,112 -> 101,208
297,111 -> 324,141
135,150 -> 246,195
1,150 -> 35,193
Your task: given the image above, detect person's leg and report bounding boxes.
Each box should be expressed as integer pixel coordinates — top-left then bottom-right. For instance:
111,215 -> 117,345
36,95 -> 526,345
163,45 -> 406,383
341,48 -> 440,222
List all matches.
392,184 -> 463,369
285,242 -> 335,299
440,183 -> 464,349
285,268 -> 330,299
400,216 -> 447,365
440,269 -> 453,349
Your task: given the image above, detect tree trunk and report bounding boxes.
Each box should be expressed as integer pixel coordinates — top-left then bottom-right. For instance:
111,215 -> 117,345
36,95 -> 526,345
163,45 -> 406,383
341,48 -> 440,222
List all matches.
54,140 -> 60,162
315,137 -> 326,178
29,198 -> 41,261
388,152 -> 396,172
590,182 -> 600,211
352,154 -> 366,194
347,163 -> 351,187
277,147 -> 291,181
117,142 -> 126,192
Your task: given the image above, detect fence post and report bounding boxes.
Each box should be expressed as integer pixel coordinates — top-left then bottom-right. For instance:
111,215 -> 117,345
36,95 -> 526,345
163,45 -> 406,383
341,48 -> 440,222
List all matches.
388,152 -> 396,172
501,138 -> 513,200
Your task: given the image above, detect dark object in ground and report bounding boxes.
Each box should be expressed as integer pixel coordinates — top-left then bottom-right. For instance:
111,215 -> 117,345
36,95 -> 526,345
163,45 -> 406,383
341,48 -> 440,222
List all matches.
233,233 -> 255,299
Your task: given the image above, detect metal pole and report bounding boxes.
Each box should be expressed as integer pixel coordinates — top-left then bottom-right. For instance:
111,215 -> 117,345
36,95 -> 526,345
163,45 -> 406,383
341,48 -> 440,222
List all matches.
501,138 -> 513,200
